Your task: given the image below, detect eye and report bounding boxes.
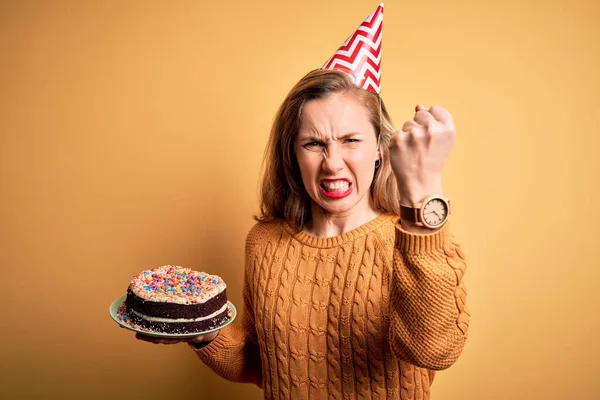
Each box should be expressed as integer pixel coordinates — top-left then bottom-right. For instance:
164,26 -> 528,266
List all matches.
304,141 -> 323,148
344,138 -> 361,143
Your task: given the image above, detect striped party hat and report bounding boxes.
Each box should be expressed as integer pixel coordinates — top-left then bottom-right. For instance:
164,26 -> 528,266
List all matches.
322,3 -> 384,94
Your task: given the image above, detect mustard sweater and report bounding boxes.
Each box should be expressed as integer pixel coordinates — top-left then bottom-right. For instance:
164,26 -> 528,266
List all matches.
191,214 -> 469,399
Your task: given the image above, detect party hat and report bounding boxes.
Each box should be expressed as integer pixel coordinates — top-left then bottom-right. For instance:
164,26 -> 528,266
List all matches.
322,3 -> 384,93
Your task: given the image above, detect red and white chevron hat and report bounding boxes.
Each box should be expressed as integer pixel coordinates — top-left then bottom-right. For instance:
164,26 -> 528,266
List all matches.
322,3 -> 384,94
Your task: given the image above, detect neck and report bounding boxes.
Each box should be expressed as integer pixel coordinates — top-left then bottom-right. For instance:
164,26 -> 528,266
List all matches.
306,204 -> 381,238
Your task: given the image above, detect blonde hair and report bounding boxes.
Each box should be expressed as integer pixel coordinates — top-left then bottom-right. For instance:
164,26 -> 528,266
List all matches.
254,69 -> 399,230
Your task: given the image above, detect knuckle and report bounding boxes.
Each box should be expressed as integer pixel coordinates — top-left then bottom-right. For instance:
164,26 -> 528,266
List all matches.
405,133 -> 418,145
389,137 -> 402,148
390,130 -> 403,143
412,128 -> 426,138
442,126 -> 455,139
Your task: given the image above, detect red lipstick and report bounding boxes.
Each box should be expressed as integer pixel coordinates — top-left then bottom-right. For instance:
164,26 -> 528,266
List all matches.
319,179 -> 352,199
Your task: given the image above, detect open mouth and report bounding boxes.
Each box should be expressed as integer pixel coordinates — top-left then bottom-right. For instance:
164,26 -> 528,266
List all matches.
319,180 -> 353,199
320,180 -> 352,193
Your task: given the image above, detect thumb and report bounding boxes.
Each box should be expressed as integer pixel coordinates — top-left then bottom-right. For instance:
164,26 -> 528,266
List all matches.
190,334 -> 206,343
191,331 -> 219,343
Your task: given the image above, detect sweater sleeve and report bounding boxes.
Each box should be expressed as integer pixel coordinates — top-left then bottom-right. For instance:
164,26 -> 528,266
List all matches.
388,220 -> 470,371
188,227 -> 263,387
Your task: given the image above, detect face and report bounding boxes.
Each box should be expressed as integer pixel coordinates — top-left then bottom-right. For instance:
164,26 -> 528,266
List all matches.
293,92 -> 380,218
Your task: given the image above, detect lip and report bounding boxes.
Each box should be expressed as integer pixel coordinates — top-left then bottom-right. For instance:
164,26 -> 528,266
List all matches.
319,178 -> 351,184
319,179 -> 352,199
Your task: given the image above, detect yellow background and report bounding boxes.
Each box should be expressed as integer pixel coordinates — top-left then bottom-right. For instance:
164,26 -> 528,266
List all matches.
1,0 -> 598,399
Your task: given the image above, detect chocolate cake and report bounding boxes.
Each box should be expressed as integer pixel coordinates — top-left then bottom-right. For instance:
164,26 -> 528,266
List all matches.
125,265 -> 228,334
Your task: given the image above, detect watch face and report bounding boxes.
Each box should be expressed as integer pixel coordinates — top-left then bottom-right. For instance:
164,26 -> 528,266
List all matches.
422,198 -> 449,227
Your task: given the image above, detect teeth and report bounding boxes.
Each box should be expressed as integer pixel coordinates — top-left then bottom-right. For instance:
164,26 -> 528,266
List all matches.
322,180 -> 349,191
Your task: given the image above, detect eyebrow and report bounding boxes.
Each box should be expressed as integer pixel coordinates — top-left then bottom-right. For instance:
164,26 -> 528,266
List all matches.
297,132 -> 362,142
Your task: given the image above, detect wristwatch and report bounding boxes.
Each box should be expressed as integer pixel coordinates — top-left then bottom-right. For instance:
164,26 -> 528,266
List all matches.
400,195 -> 451,229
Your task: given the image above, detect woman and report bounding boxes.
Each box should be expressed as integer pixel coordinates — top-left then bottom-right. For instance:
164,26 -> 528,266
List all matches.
138,69 -> 470,399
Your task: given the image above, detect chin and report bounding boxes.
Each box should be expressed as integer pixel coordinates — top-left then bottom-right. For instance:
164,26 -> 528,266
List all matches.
314,197 -> 358,216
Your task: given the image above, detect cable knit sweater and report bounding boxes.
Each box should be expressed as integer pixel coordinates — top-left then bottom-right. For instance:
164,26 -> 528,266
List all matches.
190,213 -> 469,399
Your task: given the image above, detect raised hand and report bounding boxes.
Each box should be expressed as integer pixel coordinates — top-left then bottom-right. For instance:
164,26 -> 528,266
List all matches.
388,104 -> 456,205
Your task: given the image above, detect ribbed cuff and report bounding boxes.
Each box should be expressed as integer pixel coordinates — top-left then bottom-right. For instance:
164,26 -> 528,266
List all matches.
395,220 -> 451,254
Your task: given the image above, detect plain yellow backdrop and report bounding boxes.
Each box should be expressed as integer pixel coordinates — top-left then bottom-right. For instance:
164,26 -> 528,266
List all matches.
1,0 -> 599,399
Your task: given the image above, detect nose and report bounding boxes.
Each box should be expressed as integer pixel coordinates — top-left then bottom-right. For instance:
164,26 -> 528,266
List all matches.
322,146 -> 344,173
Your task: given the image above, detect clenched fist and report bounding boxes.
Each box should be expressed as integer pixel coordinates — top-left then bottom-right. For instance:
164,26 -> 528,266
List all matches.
389,104 -> 456,205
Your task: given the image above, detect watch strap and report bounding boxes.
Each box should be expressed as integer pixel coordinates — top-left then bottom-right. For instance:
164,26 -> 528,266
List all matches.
400,203 -> 420,223
399,197 -> 451,228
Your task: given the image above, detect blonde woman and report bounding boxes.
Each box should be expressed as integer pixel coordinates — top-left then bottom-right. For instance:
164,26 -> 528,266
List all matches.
138,69 -> 470,399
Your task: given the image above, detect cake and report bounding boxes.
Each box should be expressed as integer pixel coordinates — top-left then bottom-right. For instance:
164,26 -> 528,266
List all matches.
124,265 -> 229,334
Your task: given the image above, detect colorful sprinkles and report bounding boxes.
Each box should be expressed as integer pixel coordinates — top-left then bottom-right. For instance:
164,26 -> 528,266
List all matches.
130,265 -> 226,305
117,303 -> 150,332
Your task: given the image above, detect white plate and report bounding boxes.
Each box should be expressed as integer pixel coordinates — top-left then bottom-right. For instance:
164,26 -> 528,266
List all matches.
109,294 -> 236,338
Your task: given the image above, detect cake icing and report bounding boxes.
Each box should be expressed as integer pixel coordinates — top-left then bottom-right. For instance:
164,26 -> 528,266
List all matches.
129,303 -> 229,323
129,265 -> 226,305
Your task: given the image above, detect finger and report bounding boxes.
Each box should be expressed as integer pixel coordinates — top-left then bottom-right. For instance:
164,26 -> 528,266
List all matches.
415,104 -> 428,112
414,109 -> 436,127
393,126 -> 424,147
135,333 -> 180,345
428,104 -> 454,125
204,331 -> 219,341
135,333 -> 160,343
402,120 -> 419,132
189,335 -> 206,343
190,330 -> 219,343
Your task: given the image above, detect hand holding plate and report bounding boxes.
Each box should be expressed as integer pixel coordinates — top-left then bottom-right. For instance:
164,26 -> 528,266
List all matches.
135,330 -> 219,345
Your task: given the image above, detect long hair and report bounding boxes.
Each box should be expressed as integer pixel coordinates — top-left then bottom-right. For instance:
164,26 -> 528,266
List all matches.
254,69 -> 399,231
